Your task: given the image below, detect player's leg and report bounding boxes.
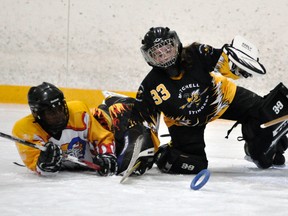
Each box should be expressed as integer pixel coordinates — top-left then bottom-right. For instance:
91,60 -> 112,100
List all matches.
243,83 -> 288,168
222,83 -> 288,168
155,125 -> 208,174
105,96 -> 135,156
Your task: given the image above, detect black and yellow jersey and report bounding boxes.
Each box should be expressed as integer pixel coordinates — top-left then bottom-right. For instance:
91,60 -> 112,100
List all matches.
130,43 -> 239,129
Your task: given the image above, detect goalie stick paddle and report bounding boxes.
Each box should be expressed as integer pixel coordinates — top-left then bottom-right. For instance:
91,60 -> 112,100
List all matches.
0,131 -> 100,171
260,114 -> 288,128
120,136 -> 143,184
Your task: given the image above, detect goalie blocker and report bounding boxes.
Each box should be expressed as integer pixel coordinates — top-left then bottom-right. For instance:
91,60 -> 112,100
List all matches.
242,82 -> 288,168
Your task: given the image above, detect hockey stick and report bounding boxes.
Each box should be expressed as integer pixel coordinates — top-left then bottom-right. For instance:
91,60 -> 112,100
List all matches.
264,120 -> 288,157
260,115 -> 288,128
120,161 -> 141,184
120,136 -> 143,183
0,131 -> 100,171
0,131 -> 47,151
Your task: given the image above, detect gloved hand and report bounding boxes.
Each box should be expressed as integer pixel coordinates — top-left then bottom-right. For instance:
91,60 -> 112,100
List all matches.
227,56 -> 251,78
133,155 -> 154,175
94,154 -> 118,176
221,35 -> 266,78
37,142 -> 62,173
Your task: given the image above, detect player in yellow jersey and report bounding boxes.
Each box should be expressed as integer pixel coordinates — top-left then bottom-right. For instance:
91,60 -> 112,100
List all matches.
12,82 -> 117,176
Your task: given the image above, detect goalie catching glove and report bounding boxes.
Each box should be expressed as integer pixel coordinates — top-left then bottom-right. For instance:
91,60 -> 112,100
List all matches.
93,154 -> 118,176
36,142 -> 62,174
216,35 -> 266,79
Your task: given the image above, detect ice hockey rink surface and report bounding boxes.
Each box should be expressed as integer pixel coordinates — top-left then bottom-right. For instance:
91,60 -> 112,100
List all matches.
0,104 -> 287,216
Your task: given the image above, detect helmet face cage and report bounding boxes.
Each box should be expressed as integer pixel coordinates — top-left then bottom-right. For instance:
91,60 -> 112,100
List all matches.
40,99 -> 69,135
141,27 -> 181,68
142,38 -> 179,68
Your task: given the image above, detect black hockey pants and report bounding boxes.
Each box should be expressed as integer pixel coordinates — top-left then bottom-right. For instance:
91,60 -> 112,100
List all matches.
156,86 -> 266,174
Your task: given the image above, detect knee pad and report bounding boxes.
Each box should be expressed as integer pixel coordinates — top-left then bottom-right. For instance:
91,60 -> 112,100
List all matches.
155,144 -> 208,174
242,83 -> 288,168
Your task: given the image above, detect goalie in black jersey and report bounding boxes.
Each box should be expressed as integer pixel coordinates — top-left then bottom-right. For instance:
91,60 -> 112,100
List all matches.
123,27 -> 288,175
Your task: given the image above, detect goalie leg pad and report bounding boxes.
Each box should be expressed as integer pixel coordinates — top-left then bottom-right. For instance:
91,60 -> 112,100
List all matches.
242,83 -> 288,168
155,144 -> 208,174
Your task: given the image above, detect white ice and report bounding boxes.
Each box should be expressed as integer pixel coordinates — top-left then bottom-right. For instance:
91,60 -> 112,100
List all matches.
0,104 -> 287,216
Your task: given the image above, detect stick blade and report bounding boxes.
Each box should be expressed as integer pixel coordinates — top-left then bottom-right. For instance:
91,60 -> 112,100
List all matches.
120,161 -> 141,184
120,136 -> 143,183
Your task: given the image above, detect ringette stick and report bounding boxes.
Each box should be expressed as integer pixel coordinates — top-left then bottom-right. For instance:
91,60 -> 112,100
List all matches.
120,136 -> 143,183
0,131 -> 100,170
260,115 -> 288,128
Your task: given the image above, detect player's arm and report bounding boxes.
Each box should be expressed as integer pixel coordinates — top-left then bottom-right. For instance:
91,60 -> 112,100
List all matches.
12,116 -> 62,176
88,110 -> 118,176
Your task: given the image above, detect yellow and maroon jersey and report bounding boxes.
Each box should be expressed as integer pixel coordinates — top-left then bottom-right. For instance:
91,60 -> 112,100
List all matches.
130,43 -> 239,130
12,101 -> 115,174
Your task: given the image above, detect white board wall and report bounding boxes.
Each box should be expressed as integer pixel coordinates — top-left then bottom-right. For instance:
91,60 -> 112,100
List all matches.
0,0 -> 287,95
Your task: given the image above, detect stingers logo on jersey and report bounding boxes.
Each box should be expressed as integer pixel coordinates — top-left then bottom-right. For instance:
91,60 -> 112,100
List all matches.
180,88 -> 209,110
178,84 -> 209,115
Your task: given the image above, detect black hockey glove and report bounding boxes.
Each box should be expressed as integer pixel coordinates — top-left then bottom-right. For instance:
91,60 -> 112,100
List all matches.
37,142 -> 62,173
94,154 -> 118,176
133,155 -> 154,175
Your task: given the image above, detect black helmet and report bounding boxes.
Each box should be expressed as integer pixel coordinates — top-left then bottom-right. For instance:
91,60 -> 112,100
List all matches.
28,82 -> 69,137
141,27 -> 182,68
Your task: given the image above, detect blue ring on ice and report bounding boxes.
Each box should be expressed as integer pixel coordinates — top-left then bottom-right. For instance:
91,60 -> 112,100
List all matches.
190,169 -> 210,190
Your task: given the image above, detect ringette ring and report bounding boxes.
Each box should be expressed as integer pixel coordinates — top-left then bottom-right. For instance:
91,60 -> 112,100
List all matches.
190,169 -> 210,190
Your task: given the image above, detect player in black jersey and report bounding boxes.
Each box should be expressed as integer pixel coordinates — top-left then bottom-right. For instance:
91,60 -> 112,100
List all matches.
125,27 -> 288,175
